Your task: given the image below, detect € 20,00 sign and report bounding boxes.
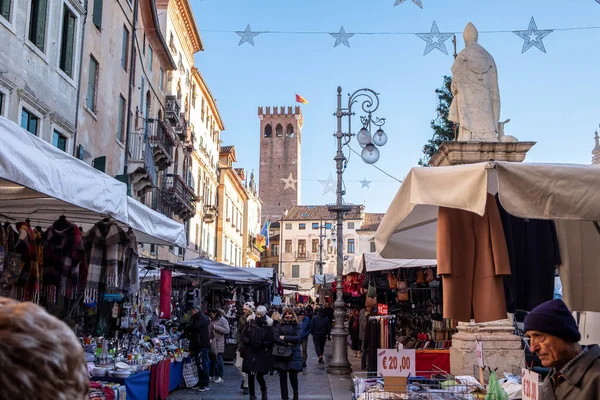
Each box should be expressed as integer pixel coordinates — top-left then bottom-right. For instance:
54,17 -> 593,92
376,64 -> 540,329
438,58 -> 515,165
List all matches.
521,369 -> 540,400
377,348 -> 416,377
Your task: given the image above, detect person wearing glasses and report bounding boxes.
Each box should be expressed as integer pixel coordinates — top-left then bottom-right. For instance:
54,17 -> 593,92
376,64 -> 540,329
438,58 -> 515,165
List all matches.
525,299 -> 600,399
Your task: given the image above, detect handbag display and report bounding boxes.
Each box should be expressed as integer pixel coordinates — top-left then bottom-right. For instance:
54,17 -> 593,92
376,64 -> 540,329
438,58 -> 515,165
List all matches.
272,344 -> 293,359
425,267 -> 435,283
396,269 -> 409,302
365,295 -> 377,309
416,269 -> 426,284
367,275 -> 376,298
388,270 -> 398,289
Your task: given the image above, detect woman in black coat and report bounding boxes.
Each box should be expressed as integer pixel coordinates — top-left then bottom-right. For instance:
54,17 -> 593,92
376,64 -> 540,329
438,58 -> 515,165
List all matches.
241,306 -> 274,400
272,308 -> 303,400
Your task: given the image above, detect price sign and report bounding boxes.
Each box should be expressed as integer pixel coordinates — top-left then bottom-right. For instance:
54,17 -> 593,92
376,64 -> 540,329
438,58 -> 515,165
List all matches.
522,369 -> 540,400
476,340 -> 485,368
377,304 -> 388,315
377,348 -> 416,377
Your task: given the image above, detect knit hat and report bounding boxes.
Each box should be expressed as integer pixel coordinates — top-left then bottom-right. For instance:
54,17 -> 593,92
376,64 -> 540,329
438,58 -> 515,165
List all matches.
243,302 -> 255,312
524,299 -> 581,343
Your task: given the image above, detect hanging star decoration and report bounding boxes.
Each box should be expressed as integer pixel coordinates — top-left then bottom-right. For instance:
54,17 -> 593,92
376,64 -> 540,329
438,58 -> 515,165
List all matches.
318,173 -> 336,195
281,173 -> 297,191
394,0 -> 423,8
359,178 -> 372,189
236,24 -> 260,46
330,26 -> 354,48
513,17 -> 553,53
416,21 -> 453,55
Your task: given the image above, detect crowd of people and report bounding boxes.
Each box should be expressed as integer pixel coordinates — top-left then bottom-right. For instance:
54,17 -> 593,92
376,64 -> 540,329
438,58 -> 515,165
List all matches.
185,301 -> 340,400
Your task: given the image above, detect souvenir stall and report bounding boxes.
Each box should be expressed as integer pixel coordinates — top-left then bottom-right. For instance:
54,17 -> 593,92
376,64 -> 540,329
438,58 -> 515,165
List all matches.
0,117 -> 189,400
371,161 -> 600,396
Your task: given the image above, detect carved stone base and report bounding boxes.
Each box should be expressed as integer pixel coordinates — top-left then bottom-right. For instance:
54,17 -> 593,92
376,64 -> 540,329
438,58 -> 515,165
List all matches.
430,141 -> 536,166
450,318 -> 523,376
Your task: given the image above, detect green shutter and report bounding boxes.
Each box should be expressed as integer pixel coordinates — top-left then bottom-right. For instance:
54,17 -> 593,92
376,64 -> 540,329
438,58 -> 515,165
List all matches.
60,7 -> 76,76
77,144 -> 85,160
87,58 -> 97,110
35,0 -> 47,50
92,0 -> 102,29
0,0 -> 10,20
93,156 -> 106,173
121,27 -> 128,69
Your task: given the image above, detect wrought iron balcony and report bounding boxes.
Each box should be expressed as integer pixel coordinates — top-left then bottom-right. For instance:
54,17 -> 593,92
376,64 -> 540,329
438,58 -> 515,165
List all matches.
146,187 -> 174,219
127,131 -> 157,196
165,96 -> 180,126
175,113 -> 188,141
149,120 -> 174,171
203,204 -> 217,224
164,173 -> 197,221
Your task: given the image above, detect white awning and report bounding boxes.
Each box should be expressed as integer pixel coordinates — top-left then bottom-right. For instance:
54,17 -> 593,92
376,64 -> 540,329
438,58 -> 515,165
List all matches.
0,116 -> 185,247
345,254 -> 436,274
0,116 -> 128,223
127,197 -> 186,247
375,161 -> 600,259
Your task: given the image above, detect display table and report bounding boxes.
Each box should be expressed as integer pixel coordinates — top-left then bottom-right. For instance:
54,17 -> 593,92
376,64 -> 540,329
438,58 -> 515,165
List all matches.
415,350 -> 450,376
92,360 -> 183,400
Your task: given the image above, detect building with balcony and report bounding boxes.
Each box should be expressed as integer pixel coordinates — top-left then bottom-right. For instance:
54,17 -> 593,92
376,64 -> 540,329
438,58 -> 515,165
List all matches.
76,0 -> 176,182
216,146 -> 249,266
279,205 -> 365,295
260,221 -> 281,272
0,0 -> 85,154
243,171 -> 263,268
185,68 -> 223,261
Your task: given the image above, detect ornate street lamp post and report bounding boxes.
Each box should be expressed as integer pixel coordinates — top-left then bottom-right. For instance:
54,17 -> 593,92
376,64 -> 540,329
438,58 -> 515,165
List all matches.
327,87 -> 386,375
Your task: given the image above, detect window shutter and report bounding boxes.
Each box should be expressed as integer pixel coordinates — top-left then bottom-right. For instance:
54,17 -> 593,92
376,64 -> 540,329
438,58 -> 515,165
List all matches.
1,0 -> 10,20
64,11 -> 76,75
93,156 -> 106,173
87,58 -> 97,110
92,0 -> 102,29
36,0 -> 48,50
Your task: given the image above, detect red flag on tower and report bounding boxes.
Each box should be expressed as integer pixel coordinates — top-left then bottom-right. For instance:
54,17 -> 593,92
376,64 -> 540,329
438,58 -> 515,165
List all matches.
295,94 -> 308,104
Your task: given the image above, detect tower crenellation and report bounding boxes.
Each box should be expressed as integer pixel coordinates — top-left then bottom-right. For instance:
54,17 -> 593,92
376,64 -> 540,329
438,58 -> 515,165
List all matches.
258,105 -> 303,221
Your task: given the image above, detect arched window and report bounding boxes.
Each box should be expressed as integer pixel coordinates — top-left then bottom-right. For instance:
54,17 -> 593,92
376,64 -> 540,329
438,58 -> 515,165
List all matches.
286,124 -> 294,138
264,124 -> 272,138
275,124 -> 283,137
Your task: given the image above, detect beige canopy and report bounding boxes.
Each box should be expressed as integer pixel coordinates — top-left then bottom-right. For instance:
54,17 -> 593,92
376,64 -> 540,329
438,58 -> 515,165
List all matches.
375,161 -> 600,312
375,161 -> 600,258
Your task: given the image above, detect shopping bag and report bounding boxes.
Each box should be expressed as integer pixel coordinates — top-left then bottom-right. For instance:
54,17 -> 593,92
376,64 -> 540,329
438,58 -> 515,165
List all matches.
485,371 -> 508,400
182,357 -> 199,388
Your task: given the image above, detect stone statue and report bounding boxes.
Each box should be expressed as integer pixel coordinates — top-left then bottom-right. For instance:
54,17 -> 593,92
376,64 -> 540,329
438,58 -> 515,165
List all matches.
449,22 -> 500,142
497,119 -> 518,143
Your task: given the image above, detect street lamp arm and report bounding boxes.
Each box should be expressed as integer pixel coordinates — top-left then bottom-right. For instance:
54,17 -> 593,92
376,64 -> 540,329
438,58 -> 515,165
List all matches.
347,88 -> 381,115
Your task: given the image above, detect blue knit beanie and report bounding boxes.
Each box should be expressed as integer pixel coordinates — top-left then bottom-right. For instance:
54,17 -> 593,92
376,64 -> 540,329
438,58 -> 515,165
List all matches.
524,299 -> 581,343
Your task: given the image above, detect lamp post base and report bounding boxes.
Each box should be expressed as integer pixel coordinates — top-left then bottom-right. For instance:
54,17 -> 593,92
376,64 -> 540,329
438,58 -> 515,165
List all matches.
326,330 -> 353,375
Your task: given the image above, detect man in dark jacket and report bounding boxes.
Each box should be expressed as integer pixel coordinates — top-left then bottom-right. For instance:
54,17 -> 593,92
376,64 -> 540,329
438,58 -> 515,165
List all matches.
524,299 -> 600,399
188,305 -> 211,392
310,307 -> 331,364
297,310 -> 311,368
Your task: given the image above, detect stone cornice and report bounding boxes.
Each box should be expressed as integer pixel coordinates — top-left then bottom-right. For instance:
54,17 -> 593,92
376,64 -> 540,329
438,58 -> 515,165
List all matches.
0,73 -> 17,93
65,0 -> 85,15
49,112 -> 76,135
192,68 -> 224,131
17,88 -> 51,115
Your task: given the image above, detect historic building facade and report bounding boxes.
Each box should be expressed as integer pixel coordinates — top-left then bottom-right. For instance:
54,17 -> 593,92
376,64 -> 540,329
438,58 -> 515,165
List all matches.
0,0 -> 85,153
278,205 -> 365,295
258,106 -> 303,221
243,171 -> 262,267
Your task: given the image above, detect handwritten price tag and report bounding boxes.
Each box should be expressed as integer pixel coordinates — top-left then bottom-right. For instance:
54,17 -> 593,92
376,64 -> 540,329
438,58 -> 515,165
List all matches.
377,348 -> 416,377
476,340 -> 485,368
522,369 -> 540,400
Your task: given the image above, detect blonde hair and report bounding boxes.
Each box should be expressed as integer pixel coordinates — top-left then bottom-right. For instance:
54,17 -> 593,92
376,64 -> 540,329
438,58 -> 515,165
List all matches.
0,297 -> 89,400
271,312 -> 281,321
282,307 -> 299,324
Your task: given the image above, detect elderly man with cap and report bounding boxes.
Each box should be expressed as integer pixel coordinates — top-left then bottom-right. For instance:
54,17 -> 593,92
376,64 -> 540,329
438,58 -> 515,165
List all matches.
524,299 -> 600,399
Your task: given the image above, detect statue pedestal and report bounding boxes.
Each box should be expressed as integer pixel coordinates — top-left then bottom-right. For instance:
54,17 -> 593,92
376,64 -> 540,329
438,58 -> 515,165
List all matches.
450,318 -> 523,376
430,141 -> 536,166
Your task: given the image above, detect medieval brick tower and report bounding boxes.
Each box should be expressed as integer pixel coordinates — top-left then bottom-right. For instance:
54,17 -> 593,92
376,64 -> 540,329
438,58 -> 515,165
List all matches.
258,106 -> 303,221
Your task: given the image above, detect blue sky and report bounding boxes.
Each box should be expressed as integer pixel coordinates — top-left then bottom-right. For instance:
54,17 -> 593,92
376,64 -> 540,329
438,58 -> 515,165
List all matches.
191,0 -> 600,213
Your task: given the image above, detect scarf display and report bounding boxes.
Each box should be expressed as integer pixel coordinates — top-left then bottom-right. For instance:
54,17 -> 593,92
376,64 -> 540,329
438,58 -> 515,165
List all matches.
122,229 -> 140,295
160,269 -> 172,319
42,217 -> 87,303
83,219 -> 131,303
8,221 -> 39,302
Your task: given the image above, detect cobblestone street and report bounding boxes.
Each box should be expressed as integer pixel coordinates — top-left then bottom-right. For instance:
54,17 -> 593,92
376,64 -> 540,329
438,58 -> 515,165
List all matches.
168,339 -> 358,400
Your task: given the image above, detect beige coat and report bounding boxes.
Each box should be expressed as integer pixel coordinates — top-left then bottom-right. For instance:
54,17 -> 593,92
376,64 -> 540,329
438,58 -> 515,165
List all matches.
437,193 -> 511,322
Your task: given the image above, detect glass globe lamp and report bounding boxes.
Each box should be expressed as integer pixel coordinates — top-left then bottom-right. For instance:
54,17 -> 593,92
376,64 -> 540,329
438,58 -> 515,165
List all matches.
356,127 -> 371,147
361,143 -> 380,164
373,128 -> 388,146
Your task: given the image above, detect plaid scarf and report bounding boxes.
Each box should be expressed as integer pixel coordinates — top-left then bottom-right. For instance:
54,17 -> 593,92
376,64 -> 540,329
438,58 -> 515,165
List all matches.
42,219 -> 87,302
14,222 -> 39,302
83,220 -> 130,303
